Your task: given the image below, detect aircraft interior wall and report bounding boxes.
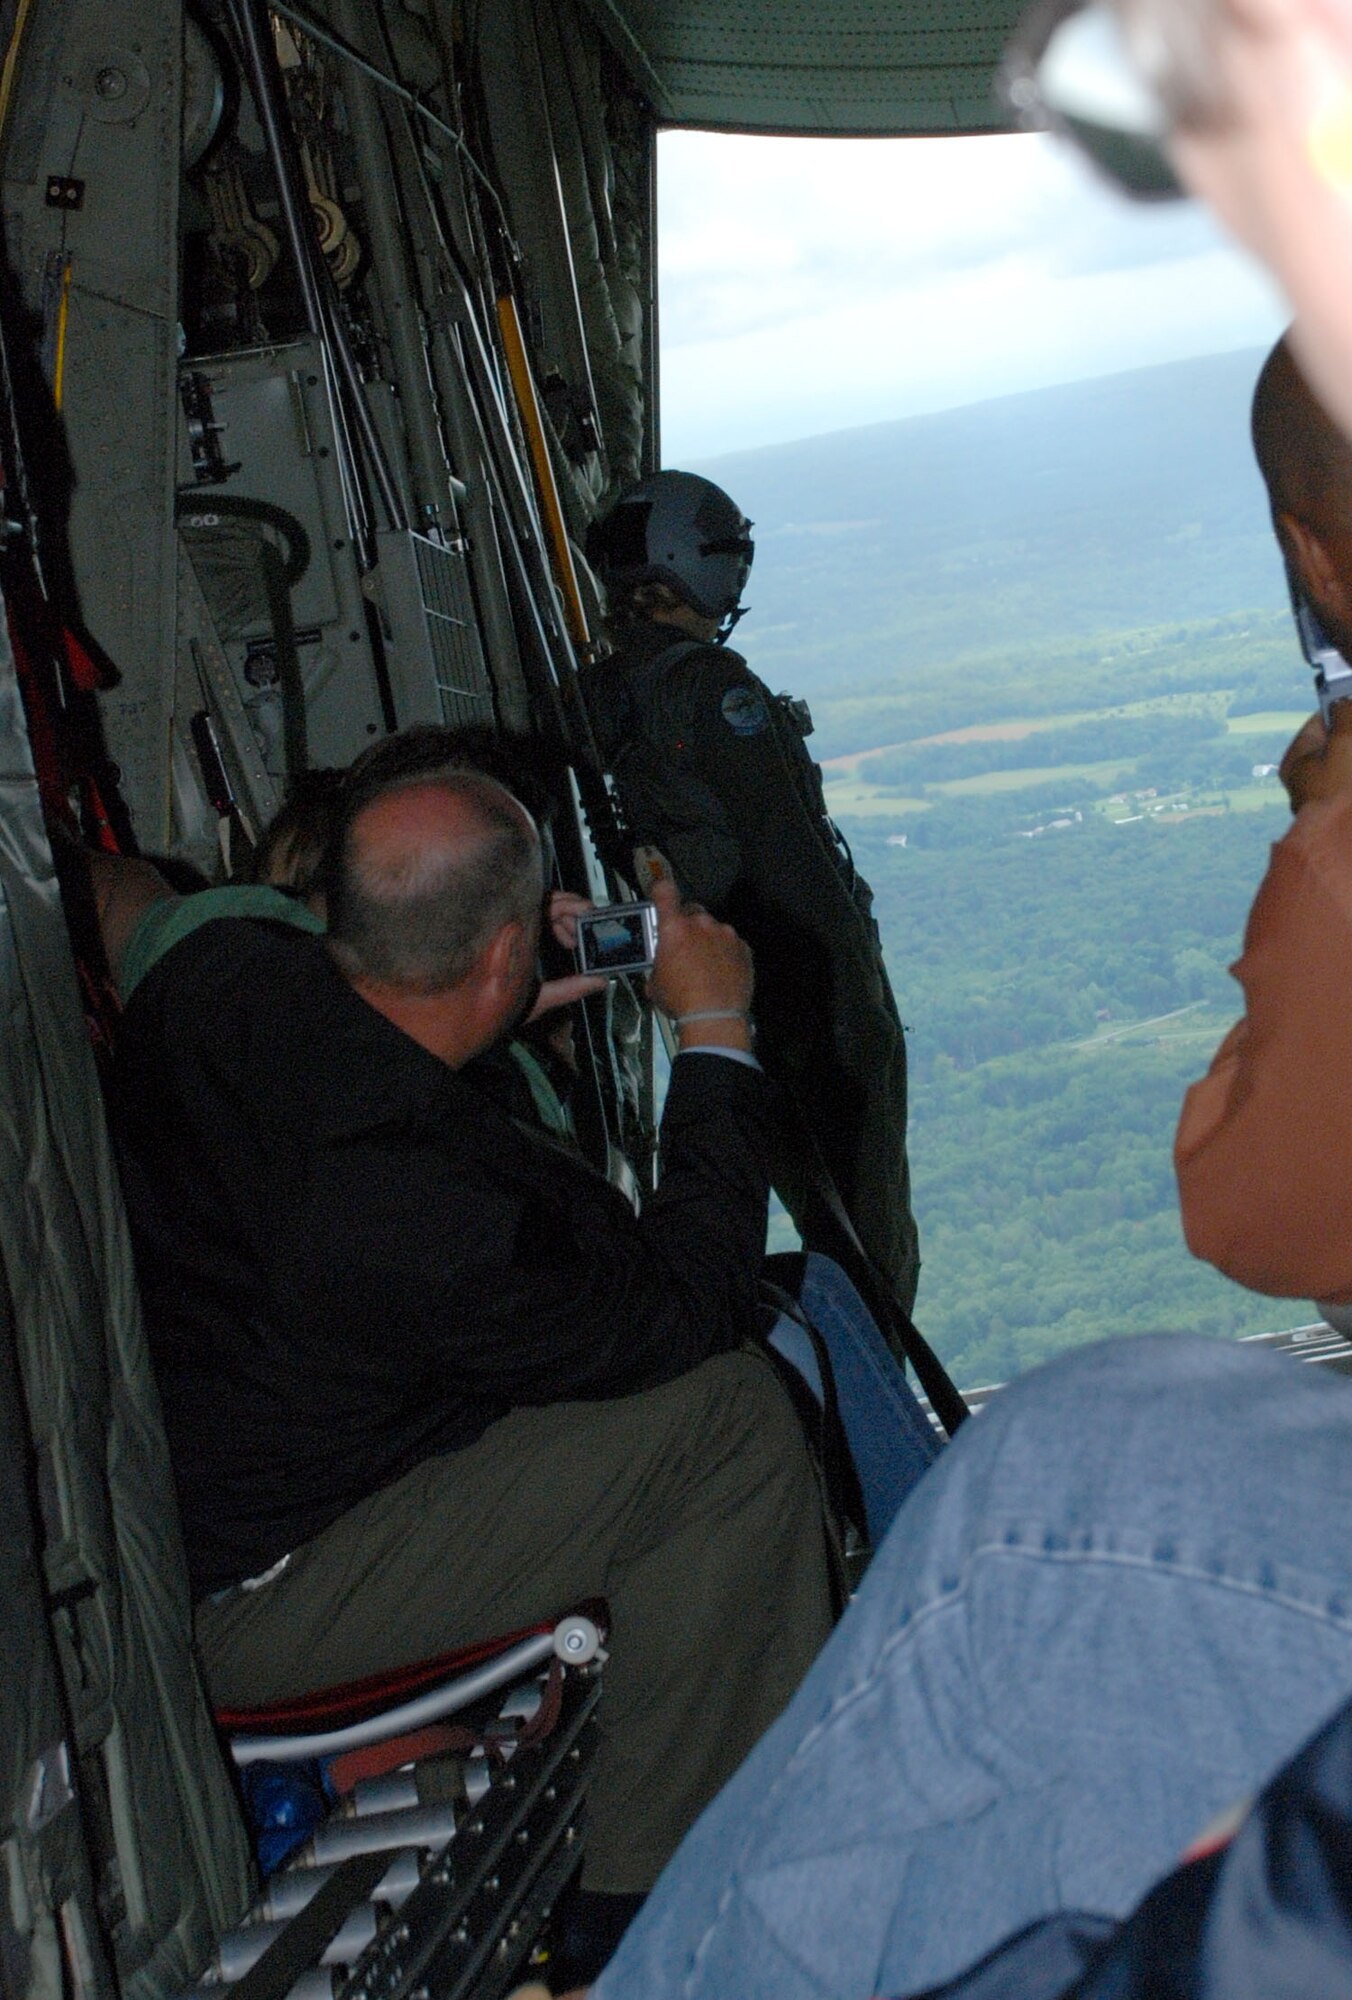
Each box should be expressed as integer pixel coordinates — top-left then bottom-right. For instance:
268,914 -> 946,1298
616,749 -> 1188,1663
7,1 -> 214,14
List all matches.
0,615 -> 255,2000
0,3 -> 656,1995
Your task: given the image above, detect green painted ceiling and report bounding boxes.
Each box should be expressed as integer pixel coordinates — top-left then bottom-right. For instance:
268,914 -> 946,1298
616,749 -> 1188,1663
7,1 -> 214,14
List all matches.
583,0 -> 1030,135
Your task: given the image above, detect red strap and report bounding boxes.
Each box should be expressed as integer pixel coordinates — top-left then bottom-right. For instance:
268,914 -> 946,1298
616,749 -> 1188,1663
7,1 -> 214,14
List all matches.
8,613 -> 70,829
215,1623 -> 556,1734
61,627 -> 103,694
323,1659 -> 567,1797
216,1602 -> 608,1736
325,1724 -> 477,1797
9,612 -> 121,845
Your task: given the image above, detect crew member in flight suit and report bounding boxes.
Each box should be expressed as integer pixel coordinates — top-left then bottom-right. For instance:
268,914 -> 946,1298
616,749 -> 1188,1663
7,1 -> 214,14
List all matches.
581,471 -> 920,1319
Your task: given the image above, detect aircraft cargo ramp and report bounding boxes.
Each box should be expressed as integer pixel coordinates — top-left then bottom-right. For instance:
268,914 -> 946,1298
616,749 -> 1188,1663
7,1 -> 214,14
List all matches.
923,1322 -> 1352,1422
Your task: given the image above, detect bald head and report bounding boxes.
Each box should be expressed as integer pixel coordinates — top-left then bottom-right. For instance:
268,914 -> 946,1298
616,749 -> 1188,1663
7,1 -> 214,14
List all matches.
1253,336 -> 1352,534
327,769 -> 543,995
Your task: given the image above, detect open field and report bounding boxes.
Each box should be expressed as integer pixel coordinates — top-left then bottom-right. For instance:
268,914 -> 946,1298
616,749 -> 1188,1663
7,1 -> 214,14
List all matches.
818,785 -> 931,816
1224,709 -> 1307,736
836,712 -> 1098,759
827,771 -> 1286,818
707,352 -> 1312,1385
820,676 -> 1301,828
1071,1002 -> 1238,1052
929,760 -> 1126,797
824,694 -> 1306,776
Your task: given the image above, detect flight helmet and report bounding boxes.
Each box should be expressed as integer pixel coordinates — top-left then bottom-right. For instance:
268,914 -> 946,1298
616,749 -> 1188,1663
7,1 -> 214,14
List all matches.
588,471 -> 754,638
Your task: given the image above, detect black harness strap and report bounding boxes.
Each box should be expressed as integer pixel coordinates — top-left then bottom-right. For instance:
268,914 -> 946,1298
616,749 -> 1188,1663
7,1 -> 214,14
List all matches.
226,1847 -> 391,2000
779,1095 -> 970,1439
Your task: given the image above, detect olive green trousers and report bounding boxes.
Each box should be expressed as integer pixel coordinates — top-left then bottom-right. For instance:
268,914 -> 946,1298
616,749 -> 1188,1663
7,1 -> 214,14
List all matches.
195,1350 -> 835,1892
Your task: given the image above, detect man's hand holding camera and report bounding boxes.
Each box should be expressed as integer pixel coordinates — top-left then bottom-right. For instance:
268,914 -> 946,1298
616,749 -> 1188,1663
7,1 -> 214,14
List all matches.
525,889 -> 609,1021
525,886 -> 755,1057
646,877 -> 755,1056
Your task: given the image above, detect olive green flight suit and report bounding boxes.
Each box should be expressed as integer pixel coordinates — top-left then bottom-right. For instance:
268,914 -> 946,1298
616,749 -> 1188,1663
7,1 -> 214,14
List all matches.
581,621 -> 920,1318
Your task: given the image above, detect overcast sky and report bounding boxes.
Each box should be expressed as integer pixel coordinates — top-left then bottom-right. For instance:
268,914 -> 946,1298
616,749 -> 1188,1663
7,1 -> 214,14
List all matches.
657,130 -> 1287,462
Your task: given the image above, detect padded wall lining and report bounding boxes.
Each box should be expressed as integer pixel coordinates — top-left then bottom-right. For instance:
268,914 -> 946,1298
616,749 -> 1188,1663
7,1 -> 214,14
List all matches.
576,0 -> 1028,133
0,624 -> 255,2000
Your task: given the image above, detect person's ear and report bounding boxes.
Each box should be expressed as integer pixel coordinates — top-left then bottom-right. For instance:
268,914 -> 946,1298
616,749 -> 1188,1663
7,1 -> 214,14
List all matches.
482,918 -> 525,991
1280,509 -> 1349,621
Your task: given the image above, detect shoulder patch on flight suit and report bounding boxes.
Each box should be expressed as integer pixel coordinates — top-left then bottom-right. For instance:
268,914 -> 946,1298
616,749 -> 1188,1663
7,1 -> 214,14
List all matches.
720,685 -> 770,737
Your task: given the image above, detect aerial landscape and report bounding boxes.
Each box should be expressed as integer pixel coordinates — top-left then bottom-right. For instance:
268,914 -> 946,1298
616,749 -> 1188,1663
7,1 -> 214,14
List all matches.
697,347 -> 1313,1387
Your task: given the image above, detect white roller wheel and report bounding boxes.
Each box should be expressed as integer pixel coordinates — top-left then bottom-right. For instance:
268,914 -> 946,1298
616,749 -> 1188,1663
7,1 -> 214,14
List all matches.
552,1614 -> 603,1665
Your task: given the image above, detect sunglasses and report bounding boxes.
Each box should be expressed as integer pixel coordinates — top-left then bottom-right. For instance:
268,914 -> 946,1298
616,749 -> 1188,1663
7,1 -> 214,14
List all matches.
1001,0 -> 1185,202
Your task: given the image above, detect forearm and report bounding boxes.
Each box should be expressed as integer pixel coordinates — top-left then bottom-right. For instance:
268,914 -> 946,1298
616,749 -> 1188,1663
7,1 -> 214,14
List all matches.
641,1054 -> 771,1317
502,1060 -> 770,1395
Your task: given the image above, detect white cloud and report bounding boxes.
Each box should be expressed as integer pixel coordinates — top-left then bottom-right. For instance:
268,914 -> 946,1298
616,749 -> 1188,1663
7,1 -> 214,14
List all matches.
657,130 -> 1287,459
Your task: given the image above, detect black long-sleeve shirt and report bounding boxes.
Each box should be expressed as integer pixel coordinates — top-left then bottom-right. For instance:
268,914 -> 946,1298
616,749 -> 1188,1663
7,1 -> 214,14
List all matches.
110,918 -> 771,1597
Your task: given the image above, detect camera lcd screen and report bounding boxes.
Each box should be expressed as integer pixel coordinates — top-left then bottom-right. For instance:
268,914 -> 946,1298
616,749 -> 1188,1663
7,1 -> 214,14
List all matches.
576,902 -> 657,976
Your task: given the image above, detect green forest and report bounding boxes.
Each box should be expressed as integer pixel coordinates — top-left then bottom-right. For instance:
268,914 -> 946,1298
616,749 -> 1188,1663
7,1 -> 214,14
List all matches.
704,351 -> 1326,1387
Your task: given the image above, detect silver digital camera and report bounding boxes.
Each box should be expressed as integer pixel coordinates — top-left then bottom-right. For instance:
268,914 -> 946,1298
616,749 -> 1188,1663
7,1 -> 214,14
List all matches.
1294,589 -> 1352,724
575,900 -> 658,978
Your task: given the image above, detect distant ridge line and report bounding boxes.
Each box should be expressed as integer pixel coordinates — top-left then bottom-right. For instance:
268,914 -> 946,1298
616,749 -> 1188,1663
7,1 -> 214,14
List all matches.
690,343 -> 1272,472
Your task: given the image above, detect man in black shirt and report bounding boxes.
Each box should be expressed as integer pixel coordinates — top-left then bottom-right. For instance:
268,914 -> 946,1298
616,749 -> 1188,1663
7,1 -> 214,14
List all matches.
111,759 -> 833,1916
582,472 -> 920,1320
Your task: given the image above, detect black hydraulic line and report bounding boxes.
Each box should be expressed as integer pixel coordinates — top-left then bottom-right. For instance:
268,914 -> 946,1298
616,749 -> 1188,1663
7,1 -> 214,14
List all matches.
396,110 -> 599,721
330,0 -> 452,533
365,68 -> 635,1156
226,0 -> 409,554
177,491 -> 311,588
392,116 -> 626,857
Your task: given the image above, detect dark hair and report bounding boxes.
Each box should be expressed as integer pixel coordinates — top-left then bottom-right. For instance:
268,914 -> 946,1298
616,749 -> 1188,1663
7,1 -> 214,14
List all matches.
326,765 -> 542,994
1252,335 -> 1352,532
601,579 -> 696,650
341,725 -> 564,829
249,768 -> 343,899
